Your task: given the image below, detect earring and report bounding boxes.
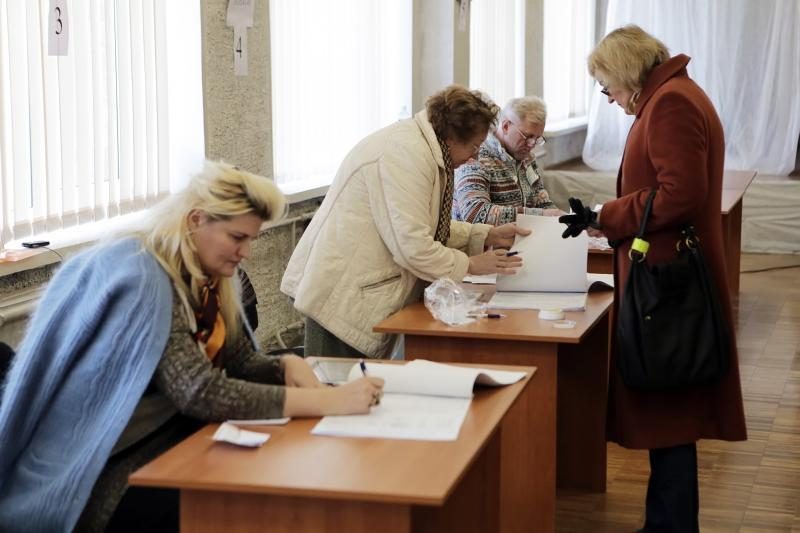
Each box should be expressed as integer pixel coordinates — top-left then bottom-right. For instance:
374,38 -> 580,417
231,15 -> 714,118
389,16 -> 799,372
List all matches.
626,91 -> 641,114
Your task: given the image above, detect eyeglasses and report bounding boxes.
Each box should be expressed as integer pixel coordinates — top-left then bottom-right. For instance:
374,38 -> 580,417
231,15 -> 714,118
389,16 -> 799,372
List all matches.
511,123 -> 546,148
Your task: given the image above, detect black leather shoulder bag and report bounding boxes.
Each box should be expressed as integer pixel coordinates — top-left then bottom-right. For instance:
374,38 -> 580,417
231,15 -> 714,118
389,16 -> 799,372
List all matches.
616,189 -> 731,390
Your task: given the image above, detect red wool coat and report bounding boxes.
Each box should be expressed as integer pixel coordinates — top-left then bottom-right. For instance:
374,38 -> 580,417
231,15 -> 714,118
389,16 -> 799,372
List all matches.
599,54 -> 747,449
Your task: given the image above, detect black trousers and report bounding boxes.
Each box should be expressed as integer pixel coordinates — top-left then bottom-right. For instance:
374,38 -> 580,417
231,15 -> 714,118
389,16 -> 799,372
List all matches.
643,442 -> 699,533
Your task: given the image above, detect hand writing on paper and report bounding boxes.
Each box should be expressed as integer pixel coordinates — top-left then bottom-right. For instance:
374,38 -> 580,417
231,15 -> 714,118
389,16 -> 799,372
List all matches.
328,377 -> 385,414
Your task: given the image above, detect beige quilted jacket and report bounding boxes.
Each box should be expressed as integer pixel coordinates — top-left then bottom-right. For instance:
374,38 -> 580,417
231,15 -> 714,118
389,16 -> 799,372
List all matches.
281,111 -> 490,357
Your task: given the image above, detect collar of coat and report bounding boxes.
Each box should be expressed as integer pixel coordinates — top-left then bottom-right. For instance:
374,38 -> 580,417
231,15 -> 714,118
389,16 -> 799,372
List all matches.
634,53 -> 691,117
414,110 -> 445,170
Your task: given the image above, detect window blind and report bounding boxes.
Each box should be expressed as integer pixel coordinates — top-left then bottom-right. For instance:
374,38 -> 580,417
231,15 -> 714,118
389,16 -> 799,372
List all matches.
0,0 -> 203,248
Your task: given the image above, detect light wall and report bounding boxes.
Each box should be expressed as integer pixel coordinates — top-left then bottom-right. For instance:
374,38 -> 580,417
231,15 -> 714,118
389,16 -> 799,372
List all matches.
0,0 -> 595,349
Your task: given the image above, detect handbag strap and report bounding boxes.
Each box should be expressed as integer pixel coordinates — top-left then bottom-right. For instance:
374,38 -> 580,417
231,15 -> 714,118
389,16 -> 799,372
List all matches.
636,189 -> 658,238
629,189 -> 657,260
634,188 -> 699,253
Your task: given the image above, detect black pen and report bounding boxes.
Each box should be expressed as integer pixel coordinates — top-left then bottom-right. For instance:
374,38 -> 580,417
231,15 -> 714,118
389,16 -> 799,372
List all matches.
359,359 -> 368,376
468,312 -> 506,319
505,251 -> 520,257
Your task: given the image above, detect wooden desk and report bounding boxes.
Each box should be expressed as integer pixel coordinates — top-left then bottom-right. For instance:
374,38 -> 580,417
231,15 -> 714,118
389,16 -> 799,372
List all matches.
375,292 -> 613,533
130,363 -> 535,533
720,170 -> 757,294
587,170 -> 757,295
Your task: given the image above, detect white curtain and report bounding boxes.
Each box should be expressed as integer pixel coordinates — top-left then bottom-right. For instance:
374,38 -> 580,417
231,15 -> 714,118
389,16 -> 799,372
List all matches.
583,0 -> 800,176
469,0 -> 525,107
269,0 -> 411,189
471,0 -> 595,122
0,0 -> 203,248
543,0 -> 594,123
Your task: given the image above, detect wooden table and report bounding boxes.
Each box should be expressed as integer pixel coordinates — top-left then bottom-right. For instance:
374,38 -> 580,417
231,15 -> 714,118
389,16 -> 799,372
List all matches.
587,170 -> 757,295
130,362 -> 536,533
375,291 -> 614,533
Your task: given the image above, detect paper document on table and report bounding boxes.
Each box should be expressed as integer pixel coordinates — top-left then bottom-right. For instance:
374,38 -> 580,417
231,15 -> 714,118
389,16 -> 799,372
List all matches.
496,215 -> 588,292
311,360 -> 530,441
488,291 -> 588,311
311,394 -> 471,441
463,273 -> 497,284
309,358 -> 354,385
587,273 -> 614,290
226,417 -> 290,426
213,422 -> 270,447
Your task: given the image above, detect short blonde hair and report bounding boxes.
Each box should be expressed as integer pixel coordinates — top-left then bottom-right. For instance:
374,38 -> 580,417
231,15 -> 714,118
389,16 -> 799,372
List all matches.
503,96 -> 547,126
588,25 -> 670,93
426,85 -> 500,143
132,161 -> 286,342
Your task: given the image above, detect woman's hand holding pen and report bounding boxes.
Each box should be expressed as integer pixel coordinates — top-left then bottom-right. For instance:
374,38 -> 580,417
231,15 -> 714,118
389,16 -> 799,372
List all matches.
484,222 -> 531,250
328,377 -> 385,414
468,248 -> 523,275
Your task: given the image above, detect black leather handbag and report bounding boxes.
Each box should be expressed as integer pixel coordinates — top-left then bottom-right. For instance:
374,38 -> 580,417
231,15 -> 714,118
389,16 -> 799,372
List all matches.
616,189 -> 731,390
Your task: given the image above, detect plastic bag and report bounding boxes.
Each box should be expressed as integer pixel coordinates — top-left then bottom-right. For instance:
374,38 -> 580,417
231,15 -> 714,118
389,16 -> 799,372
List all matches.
423,278 -> 481,326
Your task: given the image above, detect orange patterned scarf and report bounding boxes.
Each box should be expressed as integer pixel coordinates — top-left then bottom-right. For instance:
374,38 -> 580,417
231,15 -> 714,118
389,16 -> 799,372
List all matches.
195,279 -> 226,363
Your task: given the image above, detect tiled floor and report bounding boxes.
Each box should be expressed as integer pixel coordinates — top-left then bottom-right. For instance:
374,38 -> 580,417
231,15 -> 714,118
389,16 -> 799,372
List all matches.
556,253 -> 800,532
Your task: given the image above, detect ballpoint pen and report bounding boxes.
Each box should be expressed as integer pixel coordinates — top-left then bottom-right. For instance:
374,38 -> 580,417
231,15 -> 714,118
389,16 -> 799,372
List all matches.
360,359 -> 382,406
505,251 -> 520,257
468,312 -> 506,319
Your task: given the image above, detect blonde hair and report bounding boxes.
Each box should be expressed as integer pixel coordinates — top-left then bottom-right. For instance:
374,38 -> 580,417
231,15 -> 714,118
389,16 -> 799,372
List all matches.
503,96 -> 547,126
131,160 -> 286,342
588,25 -> 670,95
426,85 -> 500,143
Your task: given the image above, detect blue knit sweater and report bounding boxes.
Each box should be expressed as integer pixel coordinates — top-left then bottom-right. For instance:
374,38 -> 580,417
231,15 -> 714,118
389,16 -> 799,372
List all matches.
0,238 -> 173,532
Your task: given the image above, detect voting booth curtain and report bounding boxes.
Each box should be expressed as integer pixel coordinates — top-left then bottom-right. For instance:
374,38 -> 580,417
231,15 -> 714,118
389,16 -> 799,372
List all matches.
583,0 -> 800,176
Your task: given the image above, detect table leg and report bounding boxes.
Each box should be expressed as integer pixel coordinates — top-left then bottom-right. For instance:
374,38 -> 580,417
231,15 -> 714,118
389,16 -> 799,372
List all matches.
405,336 -> 557,533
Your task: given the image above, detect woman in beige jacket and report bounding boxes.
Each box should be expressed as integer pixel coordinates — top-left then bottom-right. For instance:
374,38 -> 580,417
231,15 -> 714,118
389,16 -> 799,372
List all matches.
282,86 -> 528,359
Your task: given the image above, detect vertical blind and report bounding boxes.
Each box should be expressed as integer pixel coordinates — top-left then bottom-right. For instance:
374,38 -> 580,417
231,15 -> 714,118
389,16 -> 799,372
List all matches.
470,0 -> 594,123
269,0 -> 412,188
0,0 -> 202,248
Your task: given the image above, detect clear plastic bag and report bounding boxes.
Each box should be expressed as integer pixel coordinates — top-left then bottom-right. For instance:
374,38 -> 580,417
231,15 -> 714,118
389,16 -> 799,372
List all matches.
423,278 -> 482,326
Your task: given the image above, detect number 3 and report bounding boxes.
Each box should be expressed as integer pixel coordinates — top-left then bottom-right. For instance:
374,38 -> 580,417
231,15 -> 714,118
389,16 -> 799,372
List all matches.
54,6 -> 63,35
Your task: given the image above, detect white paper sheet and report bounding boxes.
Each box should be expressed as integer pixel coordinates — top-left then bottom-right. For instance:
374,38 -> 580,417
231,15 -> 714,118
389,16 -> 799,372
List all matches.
311,360 -> 528,441
311,394 -> 471,441
213,422 -> 270,447
463,273 -> 497,284
349,359 -> 527,399
226,417 -> 290,426
48,0 -> 69,56
496,215 -> 588,292
488,291 -> 588,311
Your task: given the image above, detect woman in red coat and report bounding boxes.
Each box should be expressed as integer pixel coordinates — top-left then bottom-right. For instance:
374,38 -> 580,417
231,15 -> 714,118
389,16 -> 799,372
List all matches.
561,25 -> 747,532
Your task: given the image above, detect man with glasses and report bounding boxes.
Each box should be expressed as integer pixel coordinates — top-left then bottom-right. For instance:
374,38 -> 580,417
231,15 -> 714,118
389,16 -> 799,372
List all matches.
453,96 -> 563,225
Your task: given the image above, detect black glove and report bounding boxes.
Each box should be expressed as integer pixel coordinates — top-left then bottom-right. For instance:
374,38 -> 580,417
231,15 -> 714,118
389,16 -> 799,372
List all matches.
558,197 -> 600,238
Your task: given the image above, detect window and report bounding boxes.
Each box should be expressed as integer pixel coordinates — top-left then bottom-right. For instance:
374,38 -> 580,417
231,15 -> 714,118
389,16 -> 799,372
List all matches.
543,0 -> 595,123
469,0 -> 525,107
269,0 -> 412,190
470,0 -> 594,125
0,0 -> 204,249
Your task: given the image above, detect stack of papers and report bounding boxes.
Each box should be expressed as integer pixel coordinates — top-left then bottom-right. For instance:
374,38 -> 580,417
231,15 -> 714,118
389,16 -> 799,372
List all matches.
311,360 -> 529,441
488,273 -> 613,311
